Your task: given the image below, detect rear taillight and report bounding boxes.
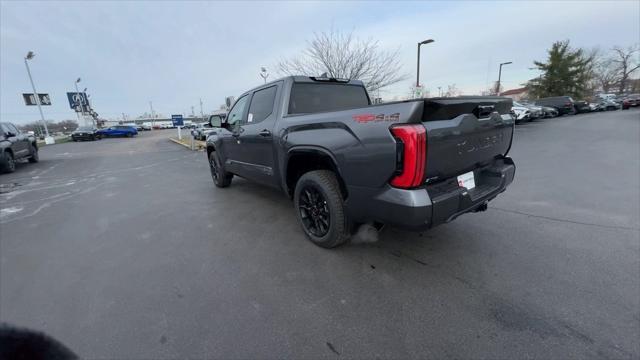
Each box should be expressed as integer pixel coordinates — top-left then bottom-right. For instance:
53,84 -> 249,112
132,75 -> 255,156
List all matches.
389,124 -> 427,189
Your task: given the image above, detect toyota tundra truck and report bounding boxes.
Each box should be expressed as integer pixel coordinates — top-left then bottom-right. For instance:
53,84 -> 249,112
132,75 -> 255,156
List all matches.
205,76 -> 515,248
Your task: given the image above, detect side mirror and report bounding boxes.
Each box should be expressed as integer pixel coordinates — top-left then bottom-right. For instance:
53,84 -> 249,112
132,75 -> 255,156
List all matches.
209,115 -> 222,128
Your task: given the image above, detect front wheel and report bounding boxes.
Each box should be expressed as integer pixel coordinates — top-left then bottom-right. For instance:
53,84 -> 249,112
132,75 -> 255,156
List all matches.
209,151 -> 232,187
28,145 -> 39,163
294,170 -> 350,248
1,151 -> 16,173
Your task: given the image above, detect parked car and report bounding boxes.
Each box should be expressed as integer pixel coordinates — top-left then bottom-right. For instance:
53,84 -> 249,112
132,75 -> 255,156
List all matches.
141,124 -> 152,131
598,99 -> 620,111
573,100 -> 591,114
205,76 -> 515,248
1,122 -> 39,173
514,101 -> 542,120
540,106 -> 559,118
622,94 -> 640,110
511,104 -> 531,123
534,96 -> 575,115
71,126 -> 101,141
192,124 -> 213,141
96,125 -> 138,138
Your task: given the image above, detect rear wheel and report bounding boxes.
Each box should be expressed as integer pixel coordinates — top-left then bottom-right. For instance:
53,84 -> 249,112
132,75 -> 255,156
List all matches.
28,145 -> 39,163
1,151 -> 16,173
209,151 -> 232,187
294,170 -> 350,248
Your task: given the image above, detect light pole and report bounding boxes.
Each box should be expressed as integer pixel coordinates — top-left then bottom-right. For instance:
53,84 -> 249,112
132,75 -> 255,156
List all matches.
74,78 -> 87,126
149,101 -> 155,126
260,67 -> 269,83
416,38 -> 434,92
496,61 -> 512,96
23,51 -> 51,140
199,98 -> 204,122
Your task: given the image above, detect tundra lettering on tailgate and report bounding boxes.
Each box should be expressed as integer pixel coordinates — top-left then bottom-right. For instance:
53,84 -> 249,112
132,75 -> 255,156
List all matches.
456,132 -> 504,155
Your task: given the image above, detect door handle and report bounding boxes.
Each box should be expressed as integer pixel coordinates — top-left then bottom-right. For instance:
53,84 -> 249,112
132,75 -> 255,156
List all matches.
259,129 -> 271,137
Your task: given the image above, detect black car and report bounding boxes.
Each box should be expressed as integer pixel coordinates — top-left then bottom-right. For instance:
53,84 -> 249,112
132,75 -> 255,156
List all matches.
573,100 -> 591,114
71,126 -> 101,141
534,96 -> 575,115
1,122 -> 39,173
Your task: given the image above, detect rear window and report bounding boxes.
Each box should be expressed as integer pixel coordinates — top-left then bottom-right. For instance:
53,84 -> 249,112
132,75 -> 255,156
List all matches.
288,83 -> 369,115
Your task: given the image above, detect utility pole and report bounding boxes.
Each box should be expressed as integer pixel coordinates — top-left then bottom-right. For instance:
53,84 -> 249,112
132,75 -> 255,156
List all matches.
122,113 -> 126,122
149,101 -> 155,126
23,51 -> 51,141
497,61 -> 512,96
199,98 -> 204,122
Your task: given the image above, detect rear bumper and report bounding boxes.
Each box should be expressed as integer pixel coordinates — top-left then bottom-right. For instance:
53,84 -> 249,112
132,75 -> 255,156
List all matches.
345,157 -> 516,231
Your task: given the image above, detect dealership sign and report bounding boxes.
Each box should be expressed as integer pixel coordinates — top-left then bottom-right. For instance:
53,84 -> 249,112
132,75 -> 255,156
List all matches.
23,93 -> 51,106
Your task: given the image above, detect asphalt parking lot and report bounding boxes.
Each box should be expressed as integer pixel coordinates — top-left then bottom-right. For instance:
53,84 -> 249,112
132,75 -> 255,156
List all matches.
1,111 -> 639,359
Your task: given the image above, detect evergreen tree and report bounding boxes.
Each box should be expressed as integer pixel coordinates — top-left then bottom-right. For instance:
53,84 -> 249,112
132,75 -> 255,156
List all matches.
528,40 -> 594,99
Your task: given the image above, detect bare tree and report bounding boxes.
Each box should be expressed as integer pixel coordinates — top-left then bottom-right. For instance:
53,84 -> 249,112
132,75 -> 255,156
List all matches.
443,84 -> 461,97
611,45 -> 640,93
592,57 -> 619,93
278,29 -> 408,92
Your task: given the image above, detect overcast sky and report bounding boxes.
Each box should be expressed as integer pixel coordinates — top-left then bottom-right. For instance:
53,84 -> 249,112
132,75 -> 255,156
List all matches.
1,0 -> 639,124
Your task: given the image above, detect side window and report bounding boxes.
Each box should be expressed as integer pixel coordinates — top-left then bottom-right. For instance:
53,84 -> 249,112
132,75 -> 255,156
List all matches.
0,124 -> 10,135
227,95 -> 249,126
248,86 -> 277,123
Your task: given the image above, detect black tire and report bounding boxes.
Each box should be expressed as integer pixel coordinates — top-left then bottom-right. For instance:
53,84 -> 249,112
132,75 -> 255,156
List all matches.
28,145 -> 39,163
91,135 -> 96,141
1,151 -> 16,173
294,170 -> 350,248
209,151 -> 232,187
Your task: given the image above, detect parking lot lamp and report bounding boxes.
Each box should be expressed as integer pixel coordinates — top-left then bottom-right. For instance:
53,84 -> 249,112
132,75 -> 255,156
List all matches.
24,51 -> 51,139
75,78 -> 88,126
416,39 -> 434,90
497,61 -> 512,96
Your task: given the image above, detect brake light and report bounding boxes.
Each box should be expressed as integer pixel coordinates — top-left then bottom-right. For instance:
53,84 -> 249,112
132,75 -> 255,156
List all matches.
389,124 -> 427,188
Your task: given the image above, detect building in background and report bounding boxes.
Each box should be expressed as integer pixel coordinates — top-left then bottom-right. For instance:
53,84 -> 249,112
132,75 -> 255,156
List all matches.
501,87 -> 528,101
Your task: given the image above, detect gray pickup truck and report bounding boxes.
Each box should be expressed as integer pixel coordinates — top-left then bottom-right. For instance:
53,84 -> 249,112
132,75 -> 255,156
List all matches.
205,76 -> 515,248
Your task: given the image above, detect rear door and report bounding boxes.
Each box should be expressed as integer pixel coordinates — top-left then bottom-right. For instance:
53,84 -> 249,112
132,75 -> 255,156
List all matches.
232,84 -> 279,186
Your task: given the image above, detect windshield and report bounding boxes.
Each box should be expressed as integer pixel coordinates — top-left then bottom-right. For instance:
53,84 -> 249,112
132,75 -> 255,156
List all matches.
288,83 -> 369,114
77,126 -> 93,131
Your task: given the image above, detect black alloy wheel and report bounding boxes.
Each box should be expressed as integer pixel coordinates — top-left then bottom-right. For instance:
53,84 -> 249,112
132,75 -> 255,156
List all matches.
298,184 -> 331,237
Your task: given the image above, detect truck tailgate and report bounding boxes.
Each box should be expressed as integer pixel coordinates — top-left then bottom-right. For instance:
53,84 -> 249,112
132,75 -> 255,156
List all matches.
419,97 -> 514,181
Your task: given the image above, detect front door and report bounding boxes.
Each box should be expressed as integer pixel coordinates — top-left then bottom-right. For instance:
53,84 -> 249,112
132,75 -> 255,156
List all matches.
221,94 -> 250,176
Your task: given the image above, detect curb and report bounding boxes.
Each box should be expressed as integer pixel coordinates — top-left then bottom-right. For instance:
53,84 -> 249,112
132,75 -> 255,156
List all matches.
169,137 -> 205,151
